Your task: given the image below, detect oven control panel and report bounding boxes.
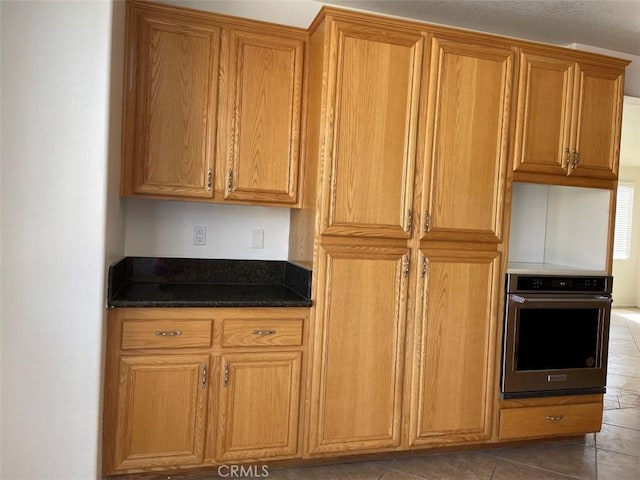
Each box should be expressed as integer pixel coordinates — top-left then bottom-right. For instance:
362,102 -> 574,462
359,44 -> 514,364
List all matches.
507,274 -> 612,294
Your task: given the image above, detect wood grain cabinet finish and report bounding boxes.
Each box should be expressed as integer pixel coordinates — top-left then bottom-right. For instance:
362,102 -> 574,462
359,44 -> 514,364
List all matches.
499,397 -> 604,440
103,307 -> 308,475
216,352 -> 302,460
408,250 -> 500,446
122,5 -> 219,199
512,50 -> 624,182
220,29 -> 304,204
420,35 -> 514,243
308,244 -> 409,454
121,1 -> 306,206
112,354 -> 209,471
320,20 -> 424,239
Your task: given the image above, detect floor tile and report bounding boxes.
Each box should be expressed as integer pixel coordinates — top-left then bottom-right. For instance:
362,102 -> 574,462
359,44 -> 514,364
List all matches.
379,470 -> 425,480
267,461 -> 389,480
606,373 -> 640,393
486,443 -> 596,479
602,407 -> 640,431
603,394 -> 620,410
596,449 -> 640,480
618,392 -> 640,407
489,459 -> 577,479
595,423 -> 640,457
389,452 -> 496,480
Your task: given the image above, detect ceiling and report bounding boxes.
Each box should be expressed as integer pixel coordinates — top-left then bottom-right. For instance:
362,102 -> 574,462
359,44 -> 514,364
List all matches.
321,0 -> 640,56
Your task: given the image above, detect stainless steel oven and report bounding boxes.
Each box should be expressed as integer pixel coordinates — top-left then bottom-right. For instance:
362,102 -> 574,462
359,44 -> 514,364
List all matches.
501,273 -> 613,398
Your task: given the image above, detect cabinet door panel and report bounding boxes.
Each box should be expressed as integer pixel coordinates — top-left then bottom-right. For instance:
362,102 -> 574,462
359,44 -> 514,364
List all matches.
217,352 -> 301,460
130,10 -> 219,198
308,244 -> 409,453
512,53 -> 574,175
571,64 -> 624,180
422,37 -> 513,242
323,22 -> 424,238
224,30 -> 303,203
114,355 -> 209,470
409,250 -> 499,445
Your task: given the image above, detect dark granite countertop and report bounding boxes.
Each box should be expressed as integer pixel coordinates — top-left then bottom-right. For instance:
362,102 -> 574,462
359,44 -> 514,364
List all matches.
107,257 -> 312,308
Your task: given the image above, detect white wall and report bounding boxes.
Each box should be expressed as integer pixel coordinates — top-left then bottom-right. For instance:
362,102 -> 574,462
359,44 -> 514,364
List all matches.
509,183 -> 610,271
1,2 -> 116,479
612,97 -> 640,306
125,199 -> 290,260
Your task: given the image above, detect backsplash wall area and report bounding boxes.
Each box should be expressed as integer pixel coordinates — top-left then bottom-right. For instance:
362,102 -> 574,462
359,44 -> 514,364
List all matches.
124,198 -> 291,260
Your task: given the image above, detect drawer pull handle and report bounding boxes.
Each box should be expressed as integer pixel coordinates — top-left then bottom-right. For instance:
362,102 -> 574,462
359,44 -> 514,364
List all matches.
545,415 -> 564,421
252,329 -> 276,336
154,330 -> 182,337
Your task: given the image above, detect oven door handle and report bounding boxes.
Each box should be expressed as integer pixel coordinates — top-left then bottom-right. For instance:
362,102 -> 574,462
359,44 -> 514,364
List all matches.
509,294 -> 612,304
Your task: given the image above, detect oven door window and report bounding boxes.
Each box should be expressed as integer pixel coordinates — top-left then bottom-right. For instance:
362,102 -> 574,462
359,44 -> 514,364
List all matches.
515,307 -> 602,371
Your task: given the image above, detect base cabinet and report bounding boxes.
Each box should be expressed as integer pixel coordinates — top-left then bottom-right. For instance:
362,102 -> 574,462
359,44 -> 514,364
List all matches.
216,352 -> 302,461
103,308 -> 308,475
307,244 -> 409,454
408,250 -> 500,446
499,395 -> 604,440
112,354 -> 210,471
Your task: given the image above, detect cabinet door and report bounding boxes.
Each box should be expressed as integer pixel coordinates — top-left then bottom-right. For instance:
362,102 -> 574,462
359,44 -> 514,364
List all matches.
222,29 -> 304,204
217,352 -> 301,461
408,250 -> 500,446
322,21 -> 424,238
308,244 -> 409,454
570,63 -> 624,180
113,354 -> 209,470
512,52 -> 575,176
125,6 -> 219,198
421,36 -> 513,242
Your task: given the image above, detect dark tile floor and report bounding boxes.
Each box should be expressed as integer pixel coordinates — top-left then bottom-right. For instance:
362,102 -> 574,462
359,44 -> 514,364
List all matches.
261,308 -> 640,480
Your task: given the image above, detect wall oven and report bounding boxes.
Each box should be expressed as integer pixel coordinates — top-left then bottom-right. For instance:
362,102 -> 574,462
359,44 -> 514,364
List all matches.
501,273 -> 613,398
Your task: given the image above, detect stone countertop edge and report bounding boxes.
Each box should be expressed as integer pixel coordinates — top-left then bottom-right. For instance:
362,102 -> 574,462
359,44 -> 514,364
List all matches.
107,257 -> 312,308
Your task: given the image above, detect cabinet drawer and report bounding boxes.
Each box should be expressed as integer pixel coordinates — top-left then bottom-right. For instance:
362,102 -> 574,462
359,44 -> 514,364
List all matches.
121,320 -> 212,349
222,318 -> 303,347
499,402 -> 603,440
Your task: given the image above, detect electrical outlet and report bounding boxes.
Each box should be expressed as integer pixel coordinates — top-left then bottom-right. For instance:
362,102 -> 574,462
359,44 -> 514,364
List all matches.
251,229 -> 264,249
193,226 -> 207,246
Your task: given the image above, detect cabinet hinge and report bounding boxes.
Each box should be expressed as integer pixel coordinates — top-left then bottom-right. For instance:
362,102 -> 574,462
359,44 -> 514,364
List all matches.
423,211 -> 430,233
227,170 -> 233,193
403,255 -> 410,278
200,363 -> 208,389
421,255 -> 427,278
572,149 -> 580,169
406,209 -> 413,233
207,169 -> 212,191
223,362 -> 229,387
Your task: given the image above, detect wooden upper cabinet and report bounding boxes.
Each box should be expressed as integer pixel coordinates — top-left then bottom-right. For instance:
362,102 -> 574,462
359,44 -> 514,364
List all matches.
123,5 -> 219,198
308,243 -> 409,454
512,53 -> 575,176
321,19 -> 424,238
122,2 -> 306,206
420,35 -> 514,243
513,49 -> 624,182
571,63 -> 624,180
112,354 -> 209,471
220,29 -> 304,204
408,249 -> 500,446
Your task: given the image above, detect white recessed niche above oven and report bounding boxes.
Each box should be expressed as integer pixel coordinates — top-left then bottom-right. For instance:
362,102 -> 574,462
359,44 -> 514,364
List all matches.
508,182 -> 611,272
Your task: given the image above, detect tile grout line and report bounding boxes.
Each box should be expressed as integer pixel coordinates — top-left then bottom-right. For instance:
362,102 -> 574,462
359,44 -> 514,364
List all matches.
481,452 -> 587,479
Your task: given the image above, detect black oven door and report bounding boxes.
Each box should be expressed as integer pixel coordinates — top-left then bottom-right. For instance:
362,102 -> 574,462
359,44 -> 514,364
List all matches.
502,293 -> 611,396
